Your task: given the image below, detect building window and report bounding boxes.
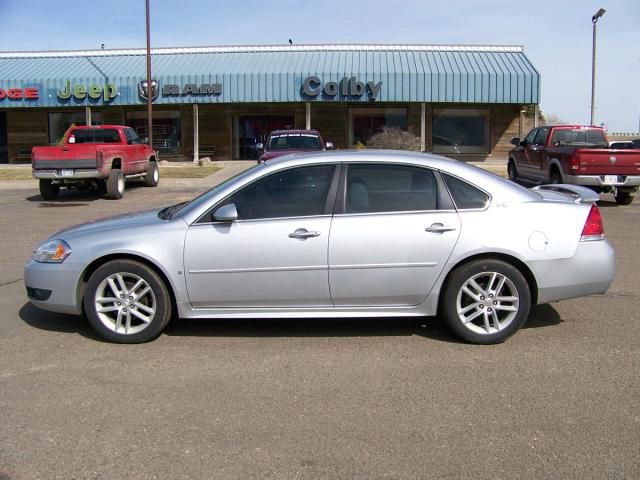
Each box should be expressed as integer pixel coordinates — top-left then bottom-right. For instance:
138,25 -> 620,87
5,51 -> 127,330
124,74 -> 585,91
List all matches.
349,108 -> 407,147
126,110 -> 181,154
432,108 -> 490,154
48,111 -> 103,146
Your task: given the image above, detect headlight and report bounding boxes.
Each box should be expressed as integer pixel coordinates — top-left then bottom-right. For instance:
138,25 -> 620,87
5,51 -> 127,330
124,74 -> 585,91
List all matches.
32,239 -> 72,263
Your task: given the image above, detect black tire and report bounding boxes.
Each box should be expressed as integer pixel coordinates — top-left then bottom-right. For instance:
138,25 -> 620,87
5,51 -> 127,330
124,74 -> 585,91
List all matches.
441,259 -> 532,344
106,169 -> 124,199
507,161 -> 518,182
614,191 -> 634,206
83,259 -> 172,343
549,169 -> 562,184
39,179 -> 60,200
144,161 -> 159,187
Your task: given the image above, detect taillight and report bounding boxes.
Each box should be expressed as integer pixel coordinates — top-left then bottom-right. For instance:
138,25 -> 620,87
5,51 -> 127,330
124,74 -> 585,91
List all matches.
580,205 -> 604,241
569,152 -> 580,171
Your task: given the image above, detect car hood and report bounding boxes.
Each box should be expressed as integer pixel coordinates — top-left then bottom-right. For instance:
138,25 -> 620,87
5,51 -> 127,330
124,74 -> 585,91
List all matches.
50,207 -> 168,240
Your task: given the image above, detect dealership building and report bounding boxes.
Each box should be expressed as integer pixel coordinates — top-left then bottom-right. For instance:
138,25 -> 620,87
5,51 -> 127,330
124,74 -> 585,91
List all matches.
0,44 -> 539,164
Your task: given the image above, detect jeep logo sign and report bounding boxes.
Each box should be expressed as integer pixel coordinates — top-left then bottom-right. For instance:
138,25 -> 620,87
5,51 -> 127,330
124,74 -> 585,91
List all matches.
302,76 -> 382,100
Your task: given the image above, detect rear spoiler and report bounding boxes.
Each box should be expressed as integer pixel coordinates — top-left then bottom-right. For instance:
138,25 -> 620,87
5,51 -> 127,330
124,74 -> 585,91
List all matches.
531,184 -> 600,204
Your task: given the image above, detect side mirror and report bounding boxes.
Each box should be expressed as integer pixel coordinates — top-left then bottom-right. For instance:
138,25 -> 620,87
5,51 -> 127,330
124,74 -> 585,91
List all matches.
510,137 -> 520,146
141,136 -> 149,145
256,143 -> 264,151
325,141 -> 334,150
212,203 -> 238,222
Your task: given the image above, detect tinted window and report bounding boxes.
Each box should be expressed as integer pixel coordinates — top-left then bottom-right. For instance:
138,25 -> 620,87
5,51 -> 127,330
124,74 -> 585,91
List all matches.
345,164 -> 438,214
524,129 -> 537,144
267,133 -> 321,151
442,174 -> 489,210
533,127 -> 549,145
226,164 -> 335,220
73,129 -> 120,144
549,128 -> 608,148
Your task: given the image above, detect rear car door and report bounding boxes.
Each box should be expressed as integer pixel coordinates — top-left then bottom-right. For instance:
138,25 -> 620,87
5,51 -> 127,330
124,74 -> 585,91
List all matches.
328,163 -> 461,306
184,163 -> 339,308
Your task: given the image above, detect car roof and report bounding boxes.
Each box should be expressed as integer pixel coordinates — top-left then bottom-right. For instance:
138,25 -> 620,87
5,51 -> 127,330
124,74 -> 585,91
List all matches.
269,129 -> 321,136
71,125 -> 126,130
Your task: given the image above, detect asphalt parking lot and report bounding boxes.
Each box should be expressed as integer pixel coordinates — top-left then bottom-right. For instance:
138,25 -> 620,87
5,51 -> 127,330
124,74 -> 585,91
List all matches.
0,176 -> 638,480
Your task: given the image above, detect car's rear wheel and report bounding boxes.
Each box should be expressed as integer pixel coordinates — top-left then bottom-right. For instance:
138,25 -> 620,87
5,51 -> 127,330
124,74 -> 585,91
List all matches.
106,169 -> 124,199
144,161 -> 159,187
39,179 -> 60,200
84,259 -> 172,343
614,190 -> 634,205
441,259 -> 531,344
507,161 -> 518,182
549,169 -> 562,184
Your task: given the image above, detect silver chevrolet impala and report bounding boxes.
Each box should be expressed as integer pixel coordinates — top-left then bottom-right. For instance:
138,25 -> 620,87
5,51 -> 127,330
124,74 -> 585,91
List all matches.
24,151 -> 615,344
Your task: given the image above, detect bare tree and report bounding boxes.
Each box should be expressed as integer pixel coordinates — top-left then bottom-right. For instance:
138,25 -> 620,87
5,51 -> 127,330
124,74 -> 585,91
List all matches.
540,113 -> 566,125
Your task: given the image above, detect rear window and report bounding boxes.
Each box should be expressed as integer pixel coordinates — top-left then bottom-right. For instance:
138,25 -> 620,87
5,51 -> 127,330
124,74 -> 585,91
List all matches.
549,129 -> 608,148
267,133 -> 321,151
442,173 -> 489,210
72,129 -> 121,144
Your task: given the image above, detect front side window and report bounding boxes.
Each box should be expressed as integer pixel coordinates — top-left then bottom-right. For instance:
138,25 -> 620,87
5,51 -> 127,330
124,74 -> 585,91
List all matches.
345,164 -> 438,214
226,164 -> 336,220
432,108 -> 490,154
442,173 -> 490,210
524,129 -> 537,144
533,127 -> 550,145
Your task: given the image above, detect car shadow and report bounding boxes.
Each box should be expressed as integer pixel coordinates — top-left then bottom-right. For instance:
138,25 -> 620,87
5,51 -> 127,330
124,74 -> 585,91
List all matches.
26,182 -> 145,203
20,302 -> 563,344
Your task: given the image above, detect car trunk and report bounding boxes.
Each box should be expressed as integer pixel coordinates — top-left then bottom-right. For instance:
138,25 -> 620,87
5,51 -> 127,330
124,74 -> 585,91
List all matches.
32,145 -> 99,170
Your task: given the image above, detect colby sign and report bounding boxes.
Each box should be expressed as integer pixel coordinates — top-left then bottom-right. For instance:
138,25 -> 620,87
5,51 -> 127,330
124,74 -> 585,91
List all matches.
302,76 -> 383,100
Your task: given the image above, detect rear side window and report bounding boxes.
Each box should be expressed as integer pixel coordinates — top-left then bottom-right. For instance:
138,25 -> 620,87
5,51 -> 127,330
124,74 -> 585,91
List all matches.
345,164 -> 438,213
442,173 -> 489,210
73,129 -> 121,144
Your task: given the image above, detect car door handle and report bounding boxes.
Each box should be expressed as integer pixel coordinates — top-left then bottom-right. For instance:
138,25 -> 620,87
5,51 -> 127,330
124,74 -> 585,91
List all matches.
288,228 -> 321,239
425,223 -> 457,234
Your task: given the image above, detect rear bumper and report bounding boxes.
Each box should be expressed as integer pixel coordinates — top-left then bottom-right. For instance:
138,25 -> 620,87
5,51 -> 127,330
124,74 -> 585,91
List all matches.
33,169 -> 102,180
563,174 -> 640,188
532,240 -> 615,304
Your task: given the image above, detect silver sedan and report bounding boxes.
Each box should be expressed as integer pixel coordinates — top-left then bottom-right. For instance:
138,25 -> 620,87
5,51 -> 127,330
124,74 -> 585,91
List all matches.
24,151 -> 615,344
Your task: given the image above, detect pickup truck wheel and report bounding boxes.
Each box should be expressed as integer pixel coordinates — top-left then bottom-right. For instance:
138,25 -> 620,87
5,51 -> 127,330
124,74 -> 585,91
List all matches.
144,161 -> 159,187
549,170 -> 562,184
507,162 -> 518,182
39,180 -> 60,200
106,169 -> 125,199
615,191 -> 634,206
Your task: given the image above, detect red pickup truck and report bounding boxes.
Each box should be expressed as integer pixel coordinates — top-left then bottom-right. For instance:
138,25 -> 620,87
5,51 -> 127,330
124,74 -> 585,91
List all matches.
32,125 -> 158,200
508,125 -> 640,205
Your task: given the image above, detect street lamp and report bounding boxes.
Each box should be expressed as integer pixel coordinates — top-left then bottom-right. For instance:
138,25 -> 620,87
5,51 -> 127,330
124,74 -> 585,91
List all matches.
590,7 -> 606,126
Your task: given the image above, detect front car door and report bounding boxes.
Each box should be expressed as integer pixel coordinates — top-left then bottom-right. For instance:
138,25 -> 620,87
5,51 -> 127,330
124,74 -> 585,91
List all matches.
516,128 -> 537,179
527,126 -> 550,177
328,163 -> 461,307
183,163 -> 338,308
125,128 -> 148,173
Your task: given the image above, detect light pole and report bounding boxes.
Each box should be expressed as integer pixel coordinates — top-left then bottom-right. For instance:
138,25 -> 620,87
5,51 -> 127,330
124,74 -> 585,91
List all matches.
590,8 -> 606,126
145,0 -> 153,148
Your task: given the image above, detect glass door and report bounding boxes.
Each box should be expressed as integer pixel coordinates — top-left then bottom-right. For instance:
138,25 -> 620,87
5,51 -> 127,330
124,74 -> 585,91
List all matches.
235,115 -> 295,159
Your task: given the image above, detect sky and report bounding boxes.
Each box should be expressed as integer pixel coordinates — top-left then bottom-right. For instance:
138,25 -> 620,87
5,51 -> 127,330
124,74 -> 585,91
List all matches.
1,0 -> 638,133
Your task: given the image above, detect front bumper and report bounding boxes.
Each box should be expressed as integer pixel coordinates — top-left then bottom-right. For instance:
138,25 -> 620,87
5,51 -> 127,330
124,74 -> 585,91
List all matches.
33,169 -> 102,180
532,239 -> 615,305
24,259 -> 84,315
563,174 -> 640,188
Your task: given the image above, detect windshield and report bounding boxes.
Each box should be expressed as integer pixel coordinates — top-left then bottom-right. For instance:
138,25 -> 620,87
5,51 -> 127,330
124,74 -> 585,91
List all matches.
159,163 -> 263,220
267,133 -> 321,151
549,129 -> 608,148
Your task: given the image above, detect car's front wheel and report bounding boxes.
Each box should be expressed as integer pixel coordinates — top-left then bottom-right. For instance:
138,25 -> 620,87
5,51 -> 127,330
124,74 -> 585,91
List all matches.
441,259 -> 531,344
507,161 -> 518,182
83,259 -> 172,343
144,161 -> 159,187
614,190 -> 634,205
